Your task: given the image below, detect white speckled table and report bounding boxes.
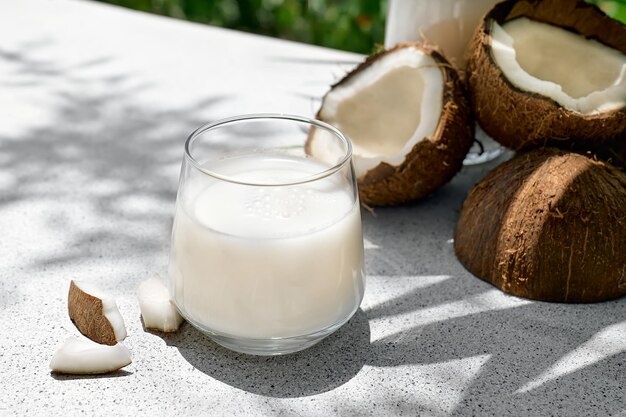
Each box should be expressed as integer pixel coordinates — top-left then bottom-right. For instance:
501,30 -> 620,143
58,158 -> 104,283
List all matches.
1,1 -> 624,416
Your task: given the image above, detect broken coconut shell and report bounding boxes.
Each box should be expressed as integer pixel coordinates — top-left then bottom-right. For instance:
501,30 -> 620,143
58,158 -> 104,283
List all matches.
467,0 -> 626,151
314,43 -> 473,206
455,148 -> 626,302
68,280 -> 127,346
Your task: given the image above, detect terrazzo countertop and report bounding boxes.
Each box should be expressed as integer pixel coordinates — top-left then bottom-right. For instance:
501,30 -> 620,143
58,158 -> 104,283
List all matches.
0,0 -> 624,415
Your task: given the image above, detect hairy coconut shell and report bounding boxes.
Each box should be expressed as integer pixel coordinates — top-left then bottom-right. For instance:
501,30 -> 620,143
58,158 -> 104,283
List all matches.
455,148 -> 626,302
467,0 -> 626,151
68,281 -> 118,345
317,43 -> 474,206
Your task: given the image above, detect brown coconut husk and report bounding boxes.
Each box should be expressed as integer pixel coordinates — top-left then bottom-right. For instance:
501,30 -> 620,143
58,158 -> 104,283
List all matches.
68,281 -> 117,345
316,43 -> 474,206
455,147 -> 626,302
467,0 -> 626,151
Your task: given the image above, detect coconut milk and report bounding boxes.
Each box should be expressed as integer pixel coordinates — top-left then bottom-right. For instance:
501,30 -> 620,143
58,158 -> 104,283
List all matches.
385,0 -> 500,68
169,154 -> 364,339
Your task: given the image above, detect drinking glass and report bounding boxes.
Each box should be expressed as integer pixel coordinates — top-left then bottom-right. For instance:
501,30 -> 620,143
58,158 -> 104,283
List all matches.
168,114 -> 365,355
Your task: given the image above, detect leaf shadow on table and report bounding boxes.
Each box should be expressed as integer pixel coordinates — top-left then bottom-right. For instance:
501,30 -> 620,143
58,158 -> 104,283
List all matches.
4,41 -> 624,414
359,166 -> 626,416
0,42 -> 231,297
366,291 -> 626,416
162,308 -> 370,398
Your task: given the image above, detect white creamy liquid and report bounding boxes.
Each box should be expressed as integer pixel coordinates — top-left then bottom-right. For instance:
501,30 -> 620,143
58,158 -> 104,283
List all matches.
385,0 -> 500,68
169,154 -> 365,339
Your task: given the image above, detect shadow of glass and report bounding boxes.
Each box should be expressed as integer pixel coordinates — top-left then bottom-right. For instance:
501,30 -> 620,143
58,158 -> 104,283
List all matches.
165,309 -> 370,398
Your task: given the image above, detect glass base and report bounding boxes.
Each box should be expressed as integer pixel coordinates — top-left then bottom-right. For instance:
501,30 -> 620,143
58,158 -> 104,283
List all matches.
178,308 -> 357,356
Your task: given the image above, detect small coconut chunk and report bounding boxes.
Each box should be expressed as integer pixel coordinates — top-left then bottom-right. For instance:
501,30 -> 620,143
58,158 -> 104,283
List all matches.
138,277 -> 184,332
68,280 -> 127,346
50,337 -> 131,374
491,17 -> 626,114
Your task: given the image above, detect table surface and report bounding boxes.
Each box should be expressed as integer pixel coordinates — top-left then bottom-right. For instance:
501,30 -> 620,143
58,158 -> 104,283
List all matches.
1,1 -> 624,416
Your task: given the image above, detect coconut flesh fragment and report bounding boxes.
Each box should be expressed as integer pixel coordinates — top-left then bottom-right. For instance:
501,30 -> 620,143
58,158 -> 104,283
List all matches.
318,46 -> 443,177
50,337 -> 131,374
68,280 -> 127,346
138,277 -> 184,332
491,17 -> 626,114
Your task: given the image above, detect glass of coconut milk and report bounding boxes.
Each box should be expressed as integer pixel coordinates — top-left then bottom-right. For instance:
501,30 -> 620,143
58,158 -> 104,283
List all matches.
169,114 -> 365,355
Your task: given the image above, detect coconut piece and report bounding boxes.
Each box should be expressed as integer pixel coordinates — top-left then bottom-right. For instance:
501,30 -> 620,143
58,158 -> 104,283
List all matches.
455,148 -> 626,302
68,280 -> 127,346
467,0 -> 626,151
50,337 -> 131,375
312,43 -> 473,206
138,277 -> 184,332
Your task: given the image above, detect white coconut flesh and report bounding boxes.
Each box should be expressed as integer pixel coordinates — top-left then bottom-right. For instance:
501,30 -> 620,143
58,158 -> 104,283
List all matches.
50,337 -> 132,374
319,47 -> 443,177
491,17 -> 626,114
138,277 -> 184,332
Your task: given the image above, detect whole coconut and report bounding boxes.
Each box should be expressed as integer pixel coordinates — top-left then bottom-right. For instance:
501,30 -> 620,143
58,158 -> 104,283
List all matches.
455,148 -> 626,302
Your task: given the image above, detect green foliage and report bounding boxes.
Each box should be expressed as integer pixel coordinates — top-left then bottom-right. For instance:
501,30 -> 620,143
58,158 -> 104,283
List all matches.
97,0 -> 626,54
96,0 -> 387,54
586,0 -> 626,23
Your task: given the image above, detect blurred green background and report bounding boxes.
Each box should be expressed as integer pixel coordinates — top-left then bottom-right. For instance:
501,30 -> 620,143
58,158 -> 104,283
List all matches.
97,0 -> 626,54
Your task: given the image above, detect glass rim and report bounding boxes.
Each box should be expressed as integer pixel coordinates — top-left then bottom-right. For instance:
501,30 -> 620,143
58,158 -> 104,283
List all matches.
184,113 -> 353,186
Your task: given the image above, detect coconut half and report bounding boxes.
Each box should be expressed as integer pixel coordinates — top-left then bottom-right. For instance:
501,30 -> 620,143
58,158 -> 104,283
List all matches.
467,0 -> 626,150
313,43 -> 473,206
455,148 -> 626,302
68,280 -> 127,346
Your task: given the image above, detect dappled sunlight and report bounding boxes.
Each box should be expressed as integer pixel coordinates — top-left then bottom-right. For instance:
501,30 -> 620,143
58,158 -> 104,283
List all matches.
367,288 -> 531,341
2,4 -> 624,414
364,280 -> 625,415
392,354 -> 492,416
354,158 -> 625,415
361,200 -> 624,414
517,320 -> 626,393
0,43 -> 226,301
